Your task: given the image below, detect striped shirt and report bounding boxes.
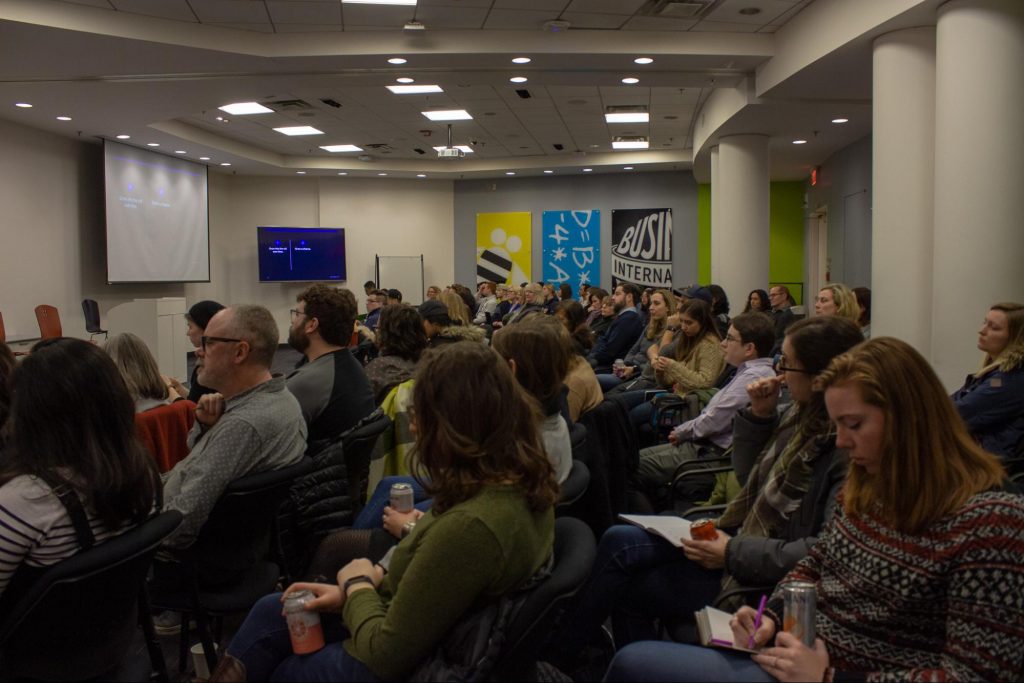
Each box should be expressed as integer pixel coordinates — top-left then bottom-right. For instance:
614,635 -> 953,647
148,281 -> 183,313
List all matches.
0,474 -> 127,598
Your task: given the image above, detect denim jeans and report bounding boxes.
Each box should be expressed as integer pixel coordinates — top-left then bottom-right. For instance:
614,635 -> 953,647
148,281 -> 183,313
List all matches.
603,641 -> 775,682
548,524 -> 722,669
597,373 -> 624,393
225,593 -> 380,682
353,476 -> 432,530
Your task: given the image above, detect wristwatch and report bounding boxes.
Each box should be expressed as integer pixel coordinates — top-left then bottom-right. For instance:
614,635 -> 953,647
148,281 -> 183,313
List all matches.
342,575 -> 375,594
401,520 -> 417,538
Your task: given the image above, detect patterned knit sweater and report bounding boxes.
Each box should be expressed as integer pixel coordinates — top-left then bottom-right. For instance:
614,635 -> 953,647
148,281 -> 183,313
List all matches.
767,489 -> 1024,682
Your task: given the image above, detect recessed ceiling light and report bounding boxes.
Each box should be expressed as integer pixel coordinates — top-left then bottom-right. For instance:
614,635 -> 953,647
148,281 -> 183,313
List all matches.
337,172 -> 347,176
220,162 -> 231,166
387,85 -> 444,94
621,77 -> 639,85
199,156 -> 211,161
416,174 -> 426,178
147,143 -> 160,147
505,171 -> 516,175
395,77 -> 414,84
590,144 -> 600,148
792,139 -> 807,145
422,109 -> 472,121
831,118 -> 849,124
274,126 -> 324,136
543,170 -> 553,174
116,134 -> 130,139
377,172 -> 388,176
510,76 -> 528,83
387,57 -> 407,65
432,145 -> 474,154
14,102 -> 32,108
606,112 -> 649,123
623,166 -> 634,170
512,57 -> 531,64
344,0 -> 416,6
218,102 -> 273,115
582,168 -> 593,172
175,150 -> 187,154
634,57 -> 654,65
296,171 -> 306,175
612,139 -> 649,149
56,116 -> 72,121
319,144 -> 363,153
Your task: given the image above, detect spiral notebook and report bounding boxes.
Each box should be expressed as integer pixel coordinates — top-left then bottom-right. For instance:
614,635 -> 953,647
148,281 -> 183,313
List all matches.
694,606 -> 758,654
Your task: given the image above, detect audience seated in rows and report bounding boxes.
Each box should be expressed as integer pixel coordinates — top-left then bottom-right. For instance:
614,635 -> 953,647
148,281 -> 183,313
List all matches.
509,282 -> 546,324
588,283 -> 644,373
550,317 -> 864,674
417,298 -> 486,347
952,301 -> 1024,460
210,342 -> 558,682
285,285 -> 375,447
628,311 -> 779,512
363,304 -> 427,404
554,300 -> 603,421
362,289 -> 385,332
743,289 -> 770,314
472,280 -> 498,325
589,294 -> 615,340
598,289 -> 676,395
768,285 -> 798,354
177,300 -> 224,403
606,337 -> 1024,682
106,332 -> 181,413
652,299 -> 725,397
814,282 -> 859,324
0,339 -> 161,610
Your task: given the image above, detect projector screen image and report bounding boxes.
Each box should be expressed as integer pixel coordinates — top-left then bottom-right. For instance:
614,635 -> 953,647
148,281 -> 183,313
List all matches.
104,140 -> 210,283
258,227 -> 347,282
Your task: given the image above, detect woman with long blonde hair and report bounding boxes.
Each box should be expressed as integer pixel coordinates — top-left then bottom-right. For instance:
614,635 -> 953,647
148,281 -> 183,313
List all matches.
813,283 -> 859,323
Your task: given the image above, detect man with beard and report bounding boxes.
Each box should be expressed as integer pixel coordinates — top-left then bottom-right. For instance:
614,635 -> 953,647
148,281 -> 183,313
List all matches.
286,285 -> 375,448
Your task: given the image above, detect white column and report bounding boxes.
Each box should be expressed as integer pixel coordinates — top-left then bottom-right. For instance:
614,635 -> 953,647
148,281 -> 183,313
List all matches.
709,145 -> 720,287
932,0 -> 1024,389
871,28 -> 936,354
711,135 -> 770,304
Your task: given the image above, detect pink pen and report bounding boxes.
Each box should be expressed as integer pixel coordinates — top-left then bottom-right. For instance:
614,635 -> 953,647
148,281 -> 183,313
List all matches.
749,595 -> 767,649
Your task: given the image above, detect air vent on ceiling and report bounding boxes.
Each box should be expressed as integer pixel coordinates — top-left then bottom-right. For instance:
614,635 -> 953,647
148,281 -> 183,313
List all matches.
269,99 -> 314,111
516,89 -> 532,99
365,143 -> 394,153
552,143 -> 564,151
320,98 -> 342,109
655,1 -> 708,18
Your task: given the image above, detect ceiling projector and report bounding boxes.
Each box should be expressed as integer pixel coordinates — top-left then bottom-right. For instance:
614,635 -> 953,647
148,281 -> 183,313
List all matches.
437,147 -> 465,159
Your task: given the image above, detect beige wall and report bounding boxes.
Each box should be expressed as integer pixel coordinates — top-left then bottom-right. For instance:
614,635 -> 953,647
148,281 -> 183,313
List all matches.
0,117 -> 455,352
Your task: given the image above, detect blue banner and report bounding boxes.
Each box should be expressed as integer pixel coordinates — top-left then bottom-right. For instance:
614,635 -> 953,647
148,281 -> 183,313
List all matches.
541,210 -> 600,288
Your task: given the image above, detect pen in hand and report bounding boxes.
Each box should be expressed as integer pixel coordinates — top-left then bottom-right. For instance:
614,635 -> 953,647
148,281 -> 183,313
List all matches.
749,595 -> 767,649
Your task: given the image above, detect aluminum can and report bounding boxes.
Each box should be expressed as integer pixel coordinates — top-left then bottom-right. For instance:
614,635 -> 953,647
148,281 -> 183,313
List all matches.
782,582 -> 817,647
690,518 -> 719,541
390,482 -> 415,513
612,358 -> 626,377
283,590 -> 325,655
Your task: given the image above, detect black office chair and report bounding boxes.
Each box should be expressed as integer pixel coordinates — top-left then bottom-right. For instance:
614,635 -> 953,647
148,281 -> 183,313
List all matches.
81,298 -> 107,341
149,458 -> 314,674
0,510 -> 183,682
557,460 -> 591,512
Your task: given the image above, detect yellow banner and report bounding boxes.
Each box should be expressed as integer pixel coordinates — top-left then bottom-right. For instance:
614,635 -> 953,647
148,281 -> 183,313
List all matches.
476,212 -> 532,284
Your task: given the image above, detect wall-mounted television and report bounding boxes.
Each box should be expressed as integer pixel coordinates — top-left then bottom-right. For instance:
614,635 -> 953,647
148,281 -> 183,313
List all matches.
257,227 -> 347,282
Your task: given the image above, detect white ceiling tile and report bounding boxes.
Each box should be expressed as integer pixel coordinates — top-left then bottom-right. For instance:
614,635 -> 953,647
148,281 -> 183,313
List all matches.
415,6 -> 489,29
565,0 -> 647,13
704,0 -> 799,25
690,20 -> 761,32
273,23 -> 346,32
417,0 -> 493,7
188,0 -> 270,23
484,9 -> 565,30
59,0 -> 115,8
109,0 -> 197,22
266,1 -> 342,25
492,0 -> 571,10
621,15 -> 698,31
559,12 -> 627,29
341,4 -> 415,26
206,21 -> 276,33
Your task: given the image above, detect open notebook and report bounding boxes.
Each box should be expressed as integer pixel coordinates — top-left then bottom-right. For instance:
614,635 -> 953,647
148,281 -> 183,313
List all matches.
618,514 -> 693,548
694,606 -> 758,654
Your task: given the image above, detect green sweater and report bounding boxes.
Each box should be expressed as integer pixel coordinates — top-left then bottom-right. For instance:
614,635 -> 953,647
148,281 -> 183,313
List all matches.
341,485 -> 554,681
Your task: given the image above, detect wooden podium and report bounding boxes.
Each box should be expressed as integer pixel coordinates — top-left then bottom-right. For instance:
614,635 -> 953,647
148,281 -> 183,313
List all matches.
107,297 -> 190,380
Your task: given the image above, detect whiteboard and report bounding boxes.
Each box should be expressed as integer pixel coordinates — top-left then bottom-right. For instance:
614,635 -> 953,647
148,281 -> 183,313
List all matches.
376,255 -> 425,305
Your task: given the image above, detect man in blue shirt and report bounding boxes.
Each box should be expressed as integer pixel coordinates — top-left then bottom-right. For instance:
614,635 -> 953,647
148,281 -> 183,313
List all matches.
627,311 -> 777,512
588,282 -> 644,373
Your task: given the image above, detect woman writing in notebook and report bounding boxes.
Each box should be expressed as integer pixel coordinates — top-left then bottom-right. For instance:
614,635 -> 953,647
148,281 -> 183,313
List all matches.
605,337 -> 1024,682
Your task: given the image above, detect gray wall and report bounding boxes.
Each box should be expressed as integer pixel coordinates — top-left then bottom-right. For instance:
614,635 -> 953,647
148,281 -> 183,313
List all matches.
453,171 -> 699,289
805,135 -> 873,288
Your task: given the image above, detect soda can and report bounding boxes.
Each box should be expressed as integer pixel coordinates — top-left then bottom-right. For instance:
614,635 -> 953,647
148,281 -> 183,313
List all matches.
390,482 -> 415,513
782,582 -> 817,647
612,358 -> 626,377
690,519 -> 719,541
283,590 -> 325,655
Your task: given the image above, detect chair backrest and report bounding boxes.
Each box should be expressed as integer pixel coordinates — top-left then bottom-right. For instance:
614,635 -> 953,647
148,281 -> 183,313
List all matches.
191,457 -> 314,586
556,460 -> 590,511
81,298 -> 103,333
34,304 -> 62,339
494,517 -> 597,679
0,510 -> 182,681
339,408 -> 392,512
135,400 -> 197,473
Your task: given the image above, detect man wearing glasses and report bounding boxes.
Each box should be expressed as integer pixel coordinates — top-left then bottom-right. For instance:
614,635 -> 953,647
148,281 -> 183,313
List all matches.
768,285 -> 798,354
161,304 -> 307,553
286,285 -> 375,449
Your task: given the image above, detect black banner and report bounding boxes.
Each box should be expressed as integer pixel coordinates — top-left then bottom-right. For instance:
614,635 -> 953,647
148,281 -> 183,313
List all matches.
610,208 -> 673,288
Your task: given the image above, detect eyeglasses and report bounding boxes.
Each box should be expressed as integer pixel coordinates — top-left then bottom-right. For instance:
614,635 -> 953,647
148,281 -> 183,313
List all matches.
724,334 -> 742,344
289,308 -> 307,319
773,356 -> 813,374
201,335 -> 243,351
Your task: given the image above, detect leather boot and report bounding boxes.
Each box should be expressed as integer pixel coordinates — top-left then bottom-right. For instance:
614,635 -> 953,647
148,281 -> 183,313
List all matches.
207,653 -> 246,682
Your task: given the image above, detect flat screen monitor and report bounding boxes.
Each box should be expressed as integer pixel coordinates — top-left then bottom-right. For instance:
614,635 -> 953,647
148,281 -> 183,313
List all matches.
257,227 -> 347,282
